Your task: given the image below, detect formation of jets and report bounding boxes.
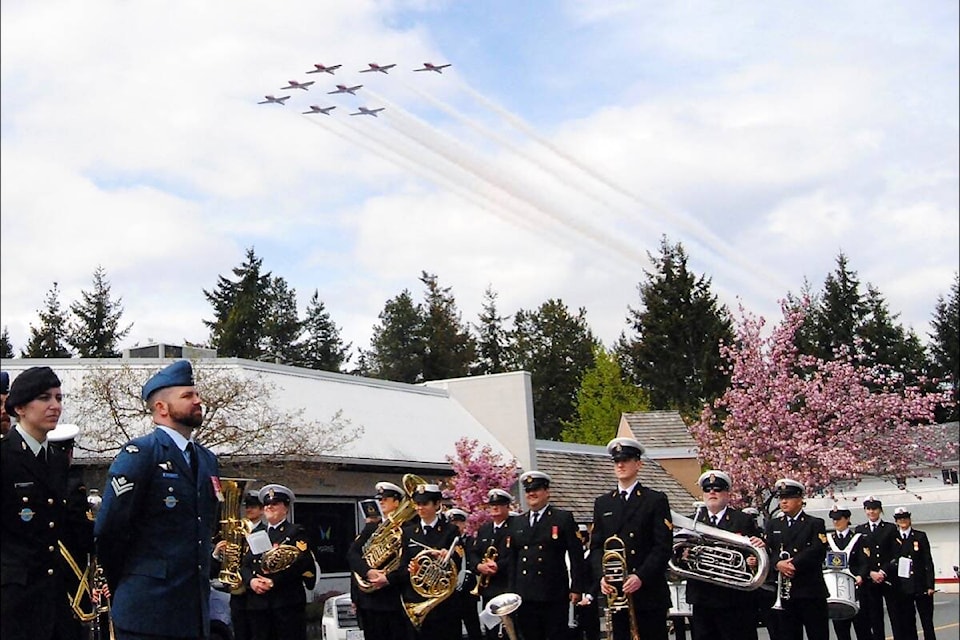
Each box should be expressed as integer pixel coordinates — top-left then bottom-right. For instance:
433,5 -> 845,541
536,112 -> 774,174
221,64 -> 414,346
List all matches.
258,61 -> 451,118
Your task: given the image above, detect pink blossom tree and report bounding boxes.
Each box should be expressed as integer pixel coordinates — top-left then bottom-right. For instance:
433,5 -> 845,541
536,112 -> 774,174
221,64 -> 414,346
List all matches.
444,437 -> 519,534
690,300 -> 955,515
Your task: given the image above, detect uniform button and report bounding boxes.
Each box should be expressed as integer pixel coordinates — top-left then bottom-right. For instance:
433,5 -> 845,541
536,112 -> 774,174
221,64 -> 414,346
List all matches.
522,570 -> 527,575
48,498 -> 54,505
22,497 -> 28,503
48,569 -> 54,575
49,546 -> 55,552
49,522 -> 55,528
169,487 -> 174,492
629,532 -> 635,537
523,546 -> 528,550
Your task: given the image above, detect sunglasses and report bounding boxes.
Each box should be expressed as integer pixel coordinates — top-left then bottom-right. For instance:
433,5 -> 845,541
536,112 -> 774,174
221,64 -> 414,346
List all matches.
704,487 -> 727,493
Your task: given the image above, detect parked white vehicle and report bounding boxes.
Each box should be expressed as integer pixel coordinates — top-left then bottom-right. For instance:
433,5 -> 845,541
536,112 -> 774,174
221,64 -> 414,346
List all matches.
321,593 -> 363,640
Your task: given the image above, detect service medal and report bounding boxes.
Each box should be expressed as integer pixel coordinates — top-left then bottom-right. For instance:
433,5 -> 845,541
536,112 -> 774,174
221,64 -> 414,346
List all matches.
552,525 -> 558,539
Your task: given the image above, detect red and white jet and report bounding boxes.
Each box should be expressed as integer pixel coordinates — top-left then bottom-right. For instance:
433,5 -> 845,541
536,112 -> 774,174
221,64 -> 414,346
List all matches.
305,63 -> 342,75
349,106 -> 385,117
414,62 -> 451,73
359,62 -> 396,74
302,105 -> 337,115
328,84 -> 363,95
281,79 -> 315,90
257,95 -> 291,105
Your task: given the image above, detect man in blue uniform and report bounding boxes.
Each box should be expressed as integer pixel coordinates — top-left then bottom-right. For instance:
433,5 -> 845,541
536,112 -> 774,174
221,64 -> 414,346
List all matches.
95,360 -> 221,640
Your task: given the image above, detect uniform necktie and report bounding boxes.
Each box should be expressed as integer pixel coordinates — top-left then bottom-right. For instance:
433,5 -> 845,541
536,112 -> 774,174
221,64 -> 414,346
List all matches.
788,518 -> 794,527
619,490 -> 628,502
186,442 -> 198,479
531,511 -> 540,527
871,523 -> 877,532
902,533 -> 908,541
710,515 -> 718,526
36,447 -> 47,465
424,525 -> 433,535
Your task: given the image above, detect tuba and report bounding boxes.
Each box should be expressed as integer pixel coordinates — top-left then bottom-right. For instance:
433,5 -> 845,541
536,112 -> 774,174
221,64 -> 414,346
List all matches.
213,478 -> 256,590
470,545 -> 498,597
601,536 -> 641,640
354,473 -> 425,593
668,510 -> 769,591
481,592 -> 522,640
403,536 -> 460,629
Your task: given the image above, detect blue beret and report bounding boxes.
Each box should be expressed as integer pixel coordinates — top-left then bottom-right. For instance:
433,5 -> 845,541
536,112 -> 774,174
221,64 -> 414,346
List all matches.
0,371 -> 9,395
141,360 -> 195,400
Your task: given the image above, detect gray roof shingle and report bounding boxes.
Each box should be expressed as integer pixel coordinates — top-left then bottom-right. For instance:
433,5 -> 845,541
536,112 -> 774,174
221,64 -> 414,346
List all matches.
622,410 -> 698,450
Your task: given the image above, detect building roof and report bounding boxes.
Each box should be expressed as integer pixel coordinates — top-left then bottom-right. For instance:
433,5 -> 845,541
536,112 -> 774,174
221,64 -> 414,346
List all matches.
534,440 -> 698,523
621,410 -> 698,452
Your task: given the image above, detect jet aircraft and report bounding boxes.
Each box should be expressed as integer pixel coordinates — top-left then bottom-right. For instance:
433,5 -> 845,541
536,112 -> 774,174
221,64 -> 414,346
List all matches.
306,63 -> 342,75
359,62 -> 396,74
328,84 -> 363,95
258,95 -> 290,105
281,80 -> 315,90
349,106 -> 385,117
414,62 -> 452,73
302,105 -> 337,115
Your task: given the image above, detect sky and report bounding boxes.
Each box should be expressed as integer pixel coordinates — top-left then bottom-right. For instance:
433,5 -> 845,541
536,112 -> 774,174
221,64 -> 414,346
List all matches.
2,1 -> 958,360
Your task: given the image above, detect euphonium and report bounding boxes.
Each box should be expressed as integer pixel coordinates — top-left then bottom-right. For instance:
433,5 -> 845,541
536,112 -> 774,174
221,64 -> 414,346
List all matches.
403,536 -> 460,629
470,545 -> 498,597
601,535 -> 640,640
668,510 -> 769,591
354,473 -> 425,593
215,478 -> 255,590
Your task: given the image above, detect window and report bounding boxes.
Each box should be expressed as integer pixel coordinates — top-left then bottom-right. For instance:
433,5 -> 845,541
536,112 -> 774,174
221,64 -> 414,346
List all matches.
943,469 -> 959,485
293,501 -> 357,574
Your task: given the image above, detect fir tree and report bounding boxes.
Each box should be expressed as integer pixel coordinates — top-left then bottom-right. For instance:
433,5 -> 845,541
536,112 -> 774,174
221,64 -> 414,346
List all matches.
22,283 -> 72,358
365,290 -> 426,383
67,266 -> 132,357
300,290 -> 351,372
203,248 -> 273,359
420,272 -> 476,381
0,327 -> 13,359
929,273 -> 959,421
473,286 -> 509,375
262,276 -> 303,365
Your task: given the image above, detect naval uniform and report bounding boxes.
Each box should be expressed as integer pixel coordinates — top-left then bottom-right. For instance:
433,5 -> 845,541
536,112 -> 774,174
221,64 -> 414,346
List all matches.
883,528 -> 936,640
764,511 -> 829,640
469,517 -> 517,639
825,529 -> 868,640
853,520 -> 897,640
347,519 -> 408,640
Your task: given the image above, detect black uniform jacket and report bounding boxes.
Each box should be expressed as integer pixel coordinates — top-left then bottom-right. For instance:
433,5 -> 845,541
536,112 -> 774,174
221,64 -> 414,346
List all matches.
512,504 -> 586,603
882,529 -> 935,595
590,485 -> 672,611
853,520 -> 897,580
387,515 -> 461,624
241,519 -> 318,611
469,516 -> 516,600
764,511 -> 828,599
347,519 -> 403,612
685,507 -> 762,608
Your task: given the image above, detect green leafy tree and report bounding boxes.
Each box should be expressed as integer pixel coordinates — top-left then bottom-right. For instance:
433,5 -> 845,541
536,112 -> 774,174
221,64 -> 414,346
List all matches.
67,266 -> 132,357
561,345 -> 649,445
473,286 -> 510,375
203,248 -> 273,359
300,290 -> 351,372
420,272 -> 476,381
617,237 -> 733,417
929,273 -> 959,421
508,299 -> 598,440
0,327 -> 13,359
365,290 -> 426,383
22,283 -> 72,358
262,276 -> 303,365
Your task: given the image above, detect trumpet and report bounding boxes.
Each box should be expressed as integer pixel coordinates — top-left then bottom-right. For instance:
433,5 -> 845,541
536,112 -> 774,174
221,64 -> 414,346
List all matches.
601,535 -> 640,640
772,550 -> 792,610
470,545 -> 498,597
669,510 -> 769,591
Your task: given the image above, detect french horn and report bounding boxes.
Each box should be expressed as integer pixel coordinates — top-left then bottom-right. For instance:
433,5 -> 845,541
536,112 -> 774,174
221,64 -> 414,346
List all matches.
668,510 -> 769,591
403,536 -> 460,629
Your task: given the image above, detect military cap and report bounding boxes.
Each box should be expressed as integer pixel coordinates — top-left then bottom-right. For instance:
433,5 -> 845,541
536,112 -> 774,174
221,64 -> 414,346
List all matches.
698,470 -> 732,492
830,506 -> 852,520
774,478 -> 804,498
141,360 -> 195,401
519,470 -> 551,492
862,496 -> 883,509
375,481 -> 404,500
893,507 -> 911,520
742,507 -> 759,517
412,483 -> 443,503
446,507 -> 468,522
606,437 -> 645,461
47,423 -> 80,447
0,371 -> 9,395
243,492 -> 263,508
5,366 -> 62,417
259,484 -> 294,506
487,488 -> 513,505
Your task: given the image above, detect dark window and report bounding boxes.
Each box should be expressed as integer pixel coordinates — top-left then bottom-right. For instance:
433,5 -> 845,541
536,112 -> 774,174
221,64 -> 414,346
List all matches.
944,469 -> 959,485
293,501 -> 356,574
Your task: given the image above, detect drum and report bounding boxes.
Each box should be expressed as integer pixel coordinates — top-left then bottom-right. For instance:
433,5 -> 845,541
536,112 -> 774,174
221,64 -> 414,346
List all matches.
668,580 -> 692,618
822,569 -> 859,620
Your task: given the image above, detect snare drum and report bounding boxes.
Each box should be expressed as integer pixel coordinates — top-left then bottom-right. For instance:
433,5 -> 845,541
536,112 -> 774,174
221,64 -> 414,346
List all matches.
822,569 -> 859,620
668,580 -> 692,618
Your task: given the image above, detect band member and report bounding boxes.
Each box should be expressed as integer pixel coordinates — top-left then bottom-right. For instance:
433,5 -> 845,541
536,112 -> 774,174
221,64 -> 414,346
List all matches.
883,508 -> 937,640
825,507 -> 867,640
1,367 -> 92,640
686,470 -> 765,640
96,360 -> 221,640
215,492 -> 267,640
764,478 -> 829,640
591,438 -> 672,640
471,488 -> 517,639
241,484 -> 317,640
347,481 -> 408,640
573,524 -> 601,640
447,507 -> 482,640
514,470 -> 586,640
388,483 -> 461,640
853,496 -> 898,640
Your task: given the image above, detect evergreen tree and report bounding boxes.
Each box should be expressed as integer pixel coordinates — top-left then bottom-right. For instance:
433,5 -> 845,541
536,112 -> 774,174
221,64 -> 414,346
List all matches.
473,286 -> 510,375
365,290 -> 426,383
858,286 -> 928,387
561,345 -> 649,445
66,266 -> 132,357
617,237 -> 733,417
262,276 -> 303,365
300,290 -> 351,372
22,283 -> 72,358
929,273 -> 959,421
203,248 -> 273,359
0,327 -> 13,359
420,272 -> 476,381
508,299 -> 598,441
